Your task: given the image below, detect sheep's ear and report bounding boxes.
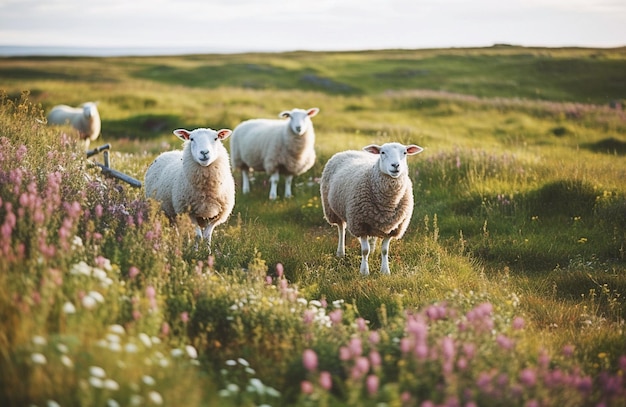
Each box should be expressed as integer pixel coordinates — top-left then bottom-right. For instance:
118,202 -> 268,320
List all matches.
279,111 -> 291,119
216,129 -> 232,140
307,107 -> 319,117
173,129 -> 191,141
406,145 -> 424,155
363,145 -> 381,155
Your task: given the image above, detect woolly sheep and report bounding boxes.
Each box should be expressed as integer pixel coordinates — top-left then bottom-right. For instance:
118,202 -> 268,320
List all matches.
144,127 -> 235,249
47,102 -> 101,151
320,142 -> 424,275
230,107 -> 319,200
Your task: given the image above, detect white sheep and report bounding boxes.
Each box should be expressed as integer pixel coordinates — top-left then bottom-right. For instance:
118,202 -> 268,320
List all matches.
230,107 -> 319,200
144,127 -> 235,249
320,142 -> 424,275
47,102 -> 101,151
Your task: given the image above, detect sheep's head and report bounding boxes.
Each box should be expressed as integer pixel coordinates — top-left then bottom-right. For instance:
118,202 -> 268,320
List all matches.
82,102 -> 98,119
174,128 -> 232,167
279,107 -> 319,136
364,142 -> 424,178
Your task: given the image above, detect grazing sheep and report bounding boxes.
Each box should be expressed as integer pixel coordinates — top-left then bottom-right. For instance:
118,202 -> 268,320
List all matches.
230,107 -> 319,200
47,102 -> 101,150
144,128 -> 235,249
320,142 -> 424,275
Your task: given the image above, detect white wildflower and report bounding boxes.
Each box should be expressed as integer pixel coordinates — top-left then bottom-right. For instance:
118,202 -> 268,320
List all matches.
71,235 -> 83,248
237,358 -> 249,367
185,345 -> 198,359
81,295 -> 97,310
88,290 -> 105,303
171,348 -> 184,358
226,383 -> 239,393
47,400 -> 61,407
309,300 -> 322,307
148,391 -> 163,405
61,355 -> 73,368
109,324 -> 125,335
125,343 -> 138,353
89,365 -> 106,378
32,335 -> 47,346
138,333 -> 152,348
106,333 -> 120,343
225,359 -> 237,366
108,342 -> 122,352
142,375 -> 156,386
63,301 -> 76,314
92,268 -> 107,282
106,399 -> 120,407
56,343 -> 68,353
104,379 -> 120,391
248,378 -> 265,394
89,376 -> 104,388
31,353 -> 47,365
70,261 -> 91,276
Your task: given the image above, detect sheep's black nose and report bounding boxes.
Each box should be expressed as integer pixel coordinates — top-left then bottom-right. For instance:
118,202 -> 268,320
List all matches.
391,163 -> 400,169
200,150 -> 209,158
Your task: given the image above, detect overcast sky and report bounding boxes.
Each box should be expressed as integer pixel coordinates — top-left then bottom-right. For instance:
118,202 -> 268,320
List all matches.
0,0 -> 624,53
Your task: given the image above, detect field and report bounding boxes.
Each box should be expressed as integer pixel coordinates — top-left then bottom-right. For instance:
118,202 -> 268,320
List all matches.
1,46 -> 626,406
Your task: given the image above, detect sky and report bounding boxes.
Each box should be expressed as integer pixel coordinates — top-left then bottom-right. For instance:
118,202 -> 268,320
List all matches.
0,0 -> 624,54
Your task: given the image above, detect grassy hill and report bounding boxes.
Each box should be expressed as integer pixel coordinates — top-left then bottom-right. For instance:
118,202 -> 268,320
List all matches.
1,46 -> 625,406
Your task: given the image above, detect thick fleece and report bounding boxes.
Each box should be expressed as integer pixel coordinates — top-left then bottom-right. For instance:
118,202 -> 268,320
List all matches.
230,107 -> 319,199
144,128 -> 235,248
320,142 -> 424,275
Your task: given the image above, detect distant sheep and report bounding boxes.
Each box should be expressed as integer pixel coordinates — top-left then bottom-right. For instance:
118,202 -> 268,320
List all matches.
230,107 -> 319,200
320,142 -> 424,275
47,102 -> 101,151
144,128 -> 235,249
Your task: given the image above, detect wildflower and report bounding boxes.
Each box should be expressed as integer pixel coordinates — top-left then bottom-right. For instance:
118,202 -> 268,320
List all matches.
276,263 -> 284,278
32,335 -> 47,346
356,317 -> 367,331
496,334 -> 515,350
319,371 -> 332,390
90,366 -> 106,378
180,311 -> 189,323
512,316 -> 525,330
143,375 -> 156,386
46,401 -> 60,407
352,357 -> 370,380
82,295 -> 96,309
61,355 -> 73,368
185,345 -> 198,359
348,337 -> 363,357
562,344 -> 575,358
109,324 -> 125,335
366,374 -> 379,396
31,353 -> 47,365
148,391 -> 163,405
519,368 -> 537,387
300,380 -> 314,395
302,349 -> 318,372
88,291 -> 105,303
129,266 -> 140,279
106,399 -> 120,407
171,349 -> 184,358
104,379 -> 120,391
89,376 -> 104,388
369,331 -> 380,345
237,358 -> 250,367
369,350 -> 382,368
329,309 -> 343,325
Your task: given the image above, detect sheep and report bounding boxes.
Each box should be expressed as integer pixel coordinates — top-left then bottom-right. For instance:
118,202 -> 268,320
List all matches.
144,127 -> 235,249
47,102 -> 101,151
230,107 -> 319,200
320,142 -> 424,275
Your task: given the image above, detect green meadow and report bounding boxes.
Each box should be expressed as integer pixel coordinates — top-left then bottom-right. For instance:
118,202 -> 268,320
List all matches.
1,46 -> 625,406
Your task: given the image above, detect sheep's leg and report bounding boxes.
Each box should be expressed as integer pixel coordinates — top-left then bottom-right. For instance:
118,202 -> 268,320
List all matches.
284,175 -> 294,198
368,237 -> 378,252
242,170 -> 251,194
380,237 -> 392,275
192,225 -> 202,251
269,172 -> 280,200
359,236 -> 370,276
202,223 -> 215,252
336,222 -> 346,257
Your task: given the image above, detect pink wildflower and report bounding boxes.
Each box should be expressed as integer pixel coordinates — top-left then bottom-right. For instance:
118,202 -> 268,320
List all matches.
319,371 -> 332,390
302,349 -> 318,372
276,262 -> 284,278
129,267 -> 140,279
519,368 -> 537,387
145,285 -> 156,300
356,317 -> 367,331
161,322 -> 170,336
512,316 -> 525,330
300,380 -> 314,395
369,331 -> 380,345
369,350 -> 382,368
329,309 -> 342,325
366,374 -> 379,396
348,337 -> 363,357
496,334 -> 515,350
180,311 -> 189,323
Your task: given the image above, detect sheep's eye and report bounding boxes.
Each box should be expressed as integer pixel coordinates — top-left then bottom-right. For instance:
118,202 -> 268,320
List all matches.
190,137 -> 194,142
214,137 -> 218,141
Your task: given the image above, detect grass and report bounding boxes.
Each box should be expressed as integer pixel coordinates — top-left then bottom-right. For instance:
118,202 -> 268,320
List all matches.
0,45 -> 625,406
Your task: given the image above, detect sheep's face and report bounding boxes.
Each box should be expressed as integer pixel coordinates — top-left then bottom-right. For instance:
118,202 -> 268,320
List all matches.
364,142 -> 424,179
280,107 -> 319,136
82,103 -> 98,119
173,128 -> 232,167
